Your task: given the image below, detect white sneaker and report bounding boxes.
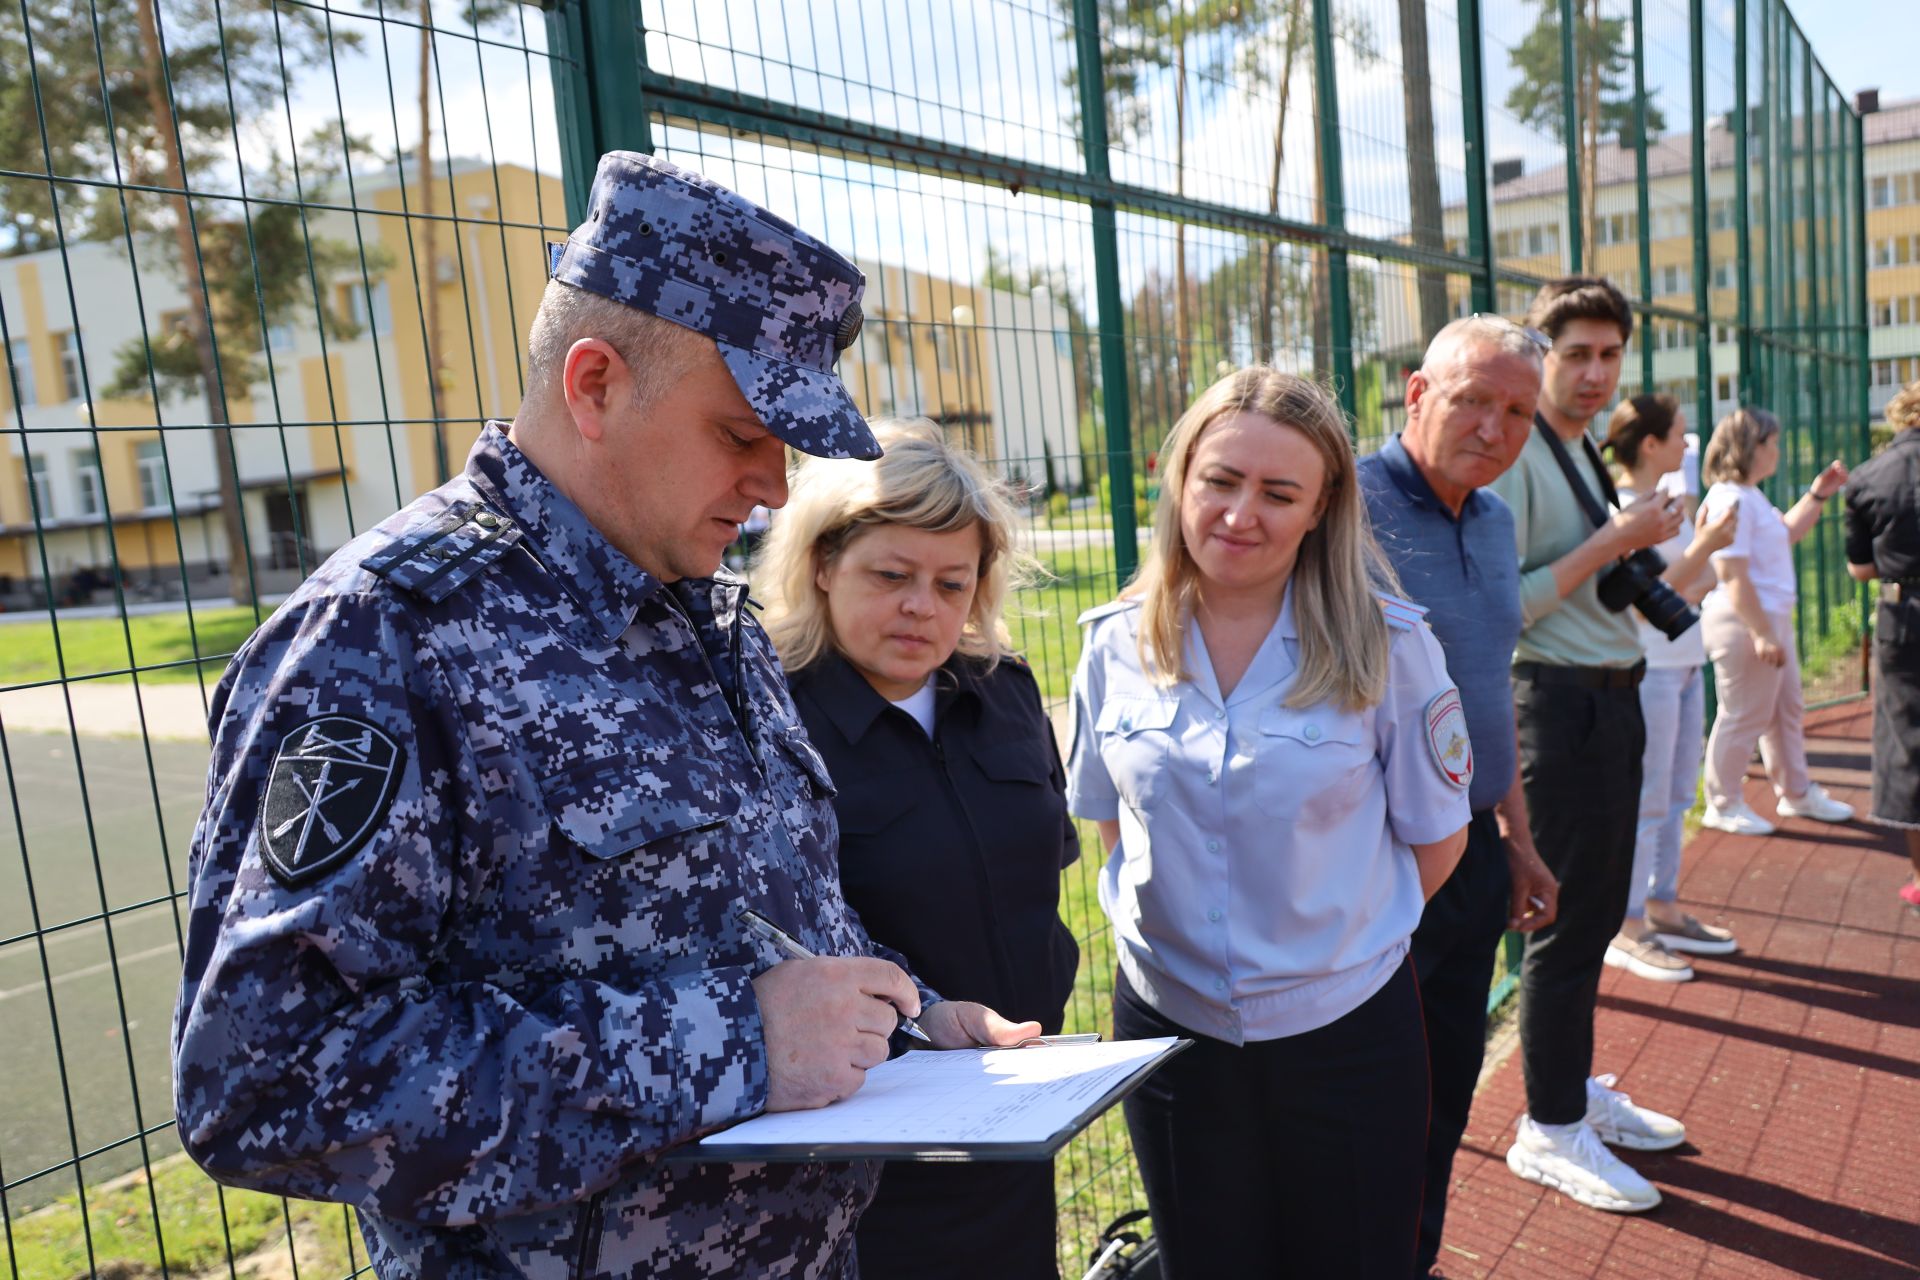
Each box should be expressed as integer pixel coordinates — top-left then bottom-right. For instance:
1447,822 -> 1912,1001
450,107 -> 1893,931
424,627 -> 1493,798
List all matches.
1584,1074 -> 1686,1151
1776,783 -> 1854,823
1701,801 -> 1776,837
1506,1114 -> 1663,1212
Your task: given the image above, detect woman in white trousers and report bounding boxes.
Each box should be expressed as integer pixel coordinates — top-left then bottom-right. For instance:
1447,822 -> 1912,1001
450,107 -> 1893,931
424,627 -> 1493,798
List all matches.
1698,408 -> 1853,836
1602,395 -> 1740,983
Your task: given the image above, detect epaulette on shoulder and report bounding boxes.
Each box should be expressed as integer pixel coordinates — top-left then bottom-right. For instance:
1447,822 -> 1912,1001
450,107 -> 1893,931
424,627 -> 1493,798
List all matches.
361,499 -> 523,604
1076,597 -> 1139,629
1377,591 -> 1429,632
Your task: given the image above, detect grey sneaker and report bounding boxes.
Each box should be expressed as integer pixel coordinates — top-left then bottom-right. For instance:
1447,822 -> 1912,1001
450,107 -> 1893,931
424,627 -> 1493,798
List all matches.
1650,912 -> 1738,956
1604,932 -> 1695,982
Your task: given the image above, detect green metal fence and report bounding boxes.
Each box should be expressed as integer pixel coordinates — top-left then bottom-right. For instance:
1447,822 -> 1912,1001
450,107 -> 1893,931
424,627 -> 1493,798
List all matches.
0,1 -> 1866,1275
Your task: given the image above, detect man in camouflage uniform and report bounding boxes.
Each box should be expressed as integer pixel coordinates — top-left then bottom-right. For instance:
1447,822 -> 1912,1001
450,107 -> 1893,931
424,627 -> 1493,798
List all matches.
172,152 -> 1038,1279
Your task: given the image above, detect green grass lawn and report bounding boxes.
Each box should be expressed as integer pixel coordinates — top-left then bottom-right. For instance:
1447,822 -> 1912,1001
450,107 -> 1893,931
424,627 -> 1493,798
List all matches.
6,1154 -> 360,1279
0,607 -> 262,688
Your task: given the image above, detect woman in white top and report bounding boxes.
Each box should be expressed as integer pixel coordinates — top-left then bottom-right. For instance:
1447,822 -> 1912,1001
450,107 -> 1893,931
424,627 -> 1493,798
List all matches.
1698,408 -> 1853,835
1601,395 -> 1739,984
1065,368 -> 1470,1276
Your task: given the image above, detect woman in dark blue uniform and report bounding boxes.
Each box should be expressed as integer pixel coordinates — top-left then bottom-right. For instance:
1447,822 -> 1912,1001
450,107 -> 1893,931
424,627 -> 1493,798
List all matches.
1844,380 -> 1920,909
755,418 -> 1079,1279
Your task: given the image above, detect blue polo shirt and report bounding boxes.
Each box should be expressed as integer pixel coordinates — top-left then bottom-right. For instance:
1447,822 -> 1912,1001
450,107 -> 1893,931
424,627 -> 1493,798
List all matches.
1359,434 -> 1522,812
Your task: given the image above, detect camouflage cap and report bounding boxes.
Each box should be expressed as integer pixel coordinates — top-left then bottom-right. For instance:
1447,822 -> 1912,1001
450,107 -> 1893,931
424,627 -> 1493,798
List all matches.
547,151 -> 879,461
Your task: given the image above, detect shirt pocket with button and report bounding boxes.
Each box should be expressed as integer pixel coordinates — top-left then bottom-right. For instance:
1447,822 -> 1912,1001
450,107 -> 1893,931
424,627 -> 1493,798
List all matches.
539,755 -> 742,864
1094,695 -> 1181,812
1252,704 -> 1375,822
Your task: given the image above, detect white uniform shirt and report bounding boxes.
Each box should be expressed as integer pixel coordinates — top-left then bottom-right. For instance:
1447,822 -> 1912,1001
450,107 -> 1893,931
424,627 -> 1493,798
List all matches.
1065,589 -> 1472,1045
1704,481 -> 1797,616
1619,484 -> 1707,669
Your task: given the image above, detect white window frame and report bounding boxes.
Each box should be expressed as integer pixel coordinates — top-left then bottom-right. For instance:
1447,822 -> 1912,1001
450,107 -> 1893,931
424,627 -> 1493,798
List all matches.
55,331 -> 82,402
136,440 -> 169,509
27,454 -> 52,516
8,337 -> 35,407
74,448 -> 102,516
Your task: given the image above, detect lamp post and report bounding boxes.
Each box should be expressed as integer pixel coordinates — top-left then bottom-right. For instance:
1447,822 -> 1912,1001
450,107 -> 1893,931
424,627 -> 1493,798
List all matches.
951,303 -> 976,454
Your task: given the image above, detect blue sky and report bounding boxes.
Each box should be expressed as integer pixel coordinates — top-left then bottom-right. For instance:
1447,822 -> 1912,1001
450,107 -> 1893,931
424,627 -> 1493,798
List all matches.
1789,2 -> 1918,104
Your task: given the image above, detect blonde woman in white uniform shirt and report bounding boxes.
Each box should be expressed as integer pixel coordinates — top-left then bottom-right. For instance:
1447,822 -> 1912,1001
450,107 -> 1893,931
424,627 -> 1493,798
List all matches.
1065,368 -> 1470,1278
1698,407 -> 1853,835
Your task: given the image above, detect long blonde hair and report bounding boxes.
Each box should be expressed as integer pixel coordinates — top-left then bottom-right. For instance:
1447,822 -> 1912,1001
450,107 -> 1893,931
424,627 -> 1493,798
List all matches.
1128,367 -> 1399,711
754,418 -> 1041,673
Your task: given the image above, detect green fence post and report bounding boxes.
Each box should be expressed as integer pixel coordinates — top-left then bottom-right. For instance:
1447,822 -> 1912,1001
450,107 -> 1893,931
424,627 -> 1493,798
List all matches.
545,0 -> 653,226
1311,0 -> 1356,423
1632,0 -> 1654,392
1458,0 -> 1496,315
1071,0 -> 1137,585
1735,0 -> 1755,402
1559,0 -> 1583,273
1797,38 -> 1817,660
1689,0 -> 1712,451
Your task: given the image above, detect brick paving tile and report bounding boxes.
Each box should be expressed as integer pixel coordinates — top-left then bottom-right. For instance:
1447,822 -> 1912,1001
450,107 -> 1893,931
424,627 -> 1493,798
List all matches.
1438,702 -> 1920,1279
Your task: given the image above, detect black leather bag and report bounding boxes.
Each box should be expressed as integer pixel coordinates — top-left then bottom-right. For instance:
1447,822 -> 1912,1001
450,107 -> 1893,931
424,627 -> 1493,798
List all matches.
1081,1210 -> 1161,1280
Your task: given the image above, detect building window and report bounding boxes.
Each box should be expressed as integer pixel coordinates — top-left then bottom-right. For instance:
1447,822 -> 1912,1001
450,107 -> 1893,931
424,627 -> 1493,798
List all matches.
74,448 -> 102,516
267,322 -> 296,352
1716,374 -> 1733,401
1713,262 -> 1733,290
136,440 -> 169,509
7,337 -> 34,407
1656,264 -> 1690,296
931,324 -> 954,373
55,331 -> 82,402
1873,360 -> 1897,388
27,454 -> 52,516
340,280 -> 393,337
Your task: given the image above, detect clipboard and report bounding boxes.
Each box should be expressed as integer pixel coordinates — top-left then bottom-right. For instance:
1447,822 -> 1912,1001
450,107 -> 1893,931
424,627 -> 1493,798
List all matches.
666,1036 -> 1191,1164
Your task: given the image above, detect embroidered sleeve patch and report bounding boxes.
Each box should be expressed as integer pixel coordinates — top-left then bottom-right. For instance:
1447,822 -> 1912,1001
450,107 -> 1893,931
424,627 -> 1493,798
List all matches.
257,715 -> 406,888
1424,689 -> 1474,789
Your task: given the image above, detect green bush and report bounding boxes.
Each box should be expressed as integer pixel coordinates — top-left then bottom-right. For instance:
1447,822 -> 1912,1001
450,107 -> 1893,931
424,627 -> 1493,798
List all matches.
1046,490 -> 1071,520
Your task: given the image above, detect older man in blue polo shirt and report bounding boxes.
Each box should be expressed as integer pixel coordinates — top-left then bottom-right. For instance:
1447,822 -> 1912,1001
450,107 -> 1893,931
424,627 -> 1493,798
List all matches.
1359,315 -> 1559,1279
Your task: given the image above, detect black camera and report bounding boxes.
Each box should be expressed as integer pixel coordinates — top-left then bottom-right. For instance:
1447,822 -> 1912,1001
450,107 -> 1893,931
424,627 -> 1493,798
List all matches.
1597,547 -> 1699,640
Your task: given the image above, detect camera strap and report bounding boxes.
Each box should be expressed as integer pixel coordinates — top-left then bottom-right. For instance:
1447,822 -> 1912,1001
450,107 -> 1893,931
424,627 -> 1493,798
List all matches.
1533,412 -> 1621,530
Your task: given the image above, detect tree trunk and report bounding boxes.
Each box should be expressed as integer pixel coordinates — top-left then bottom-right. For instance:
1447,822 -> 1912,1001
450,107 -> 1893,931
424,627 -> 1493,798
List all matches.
1173,30 -> 1191,401
419,0 -> 448,480
1396,0 -> 1448,345
1258,2 -> 1305,365
135,0 -> 256,606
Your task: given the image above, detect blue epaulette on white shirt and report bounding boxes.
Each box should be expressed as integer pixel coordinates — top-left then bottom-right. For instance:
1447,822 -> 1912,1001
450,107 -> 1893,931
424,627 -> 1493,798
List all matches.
1377,591 -> 1429,632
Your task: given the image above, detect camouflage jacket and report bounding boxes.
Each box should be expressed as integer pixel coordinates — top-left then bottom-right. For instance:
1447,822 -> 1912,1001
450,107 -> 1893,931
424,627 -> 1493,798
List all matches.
173,423 -> 913,1278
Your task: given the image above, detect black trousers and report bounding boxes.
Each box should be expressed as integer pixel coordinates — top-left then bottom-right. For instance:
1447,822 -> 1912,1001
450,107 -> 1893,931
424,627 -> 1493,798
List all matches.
1513,674 -> 1645,1124
855,1157 -> 1057,1280
1112,959 -> 1429,1279
1409,810 -> 1510,1278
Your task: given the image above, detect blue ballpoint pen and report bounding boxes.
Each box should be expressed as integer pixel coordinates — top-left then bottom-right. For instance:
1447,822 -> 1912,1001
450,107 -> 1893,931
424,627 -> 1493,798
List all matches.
737,908 -> 932,1043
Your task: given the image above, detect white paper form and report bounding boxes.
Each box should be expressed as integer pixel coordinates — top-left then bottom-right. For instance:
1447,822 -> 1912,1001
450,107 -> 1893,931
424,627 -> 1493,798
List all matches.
698,1037 -> 1181,1148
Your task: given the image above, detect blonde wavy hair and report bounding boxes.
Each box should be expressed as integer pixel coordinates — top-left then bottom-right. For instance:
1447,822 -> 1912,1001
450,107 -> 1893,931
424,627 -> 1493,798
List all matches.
754,418 -> 1042,674
1886,379 -> 1920,431
1701,406 -> 1782,486
1126,367 -> 1399,712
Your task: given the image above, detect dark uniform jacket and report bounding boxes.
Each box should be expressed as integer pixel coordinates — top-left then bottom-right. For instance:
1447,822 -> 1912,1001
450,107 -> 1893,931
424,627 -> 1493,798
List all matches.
1844,427 -> 1920,826
788,651 -> 1080,1280
789,651 -> 1079,1030
173,425 -> 929,1279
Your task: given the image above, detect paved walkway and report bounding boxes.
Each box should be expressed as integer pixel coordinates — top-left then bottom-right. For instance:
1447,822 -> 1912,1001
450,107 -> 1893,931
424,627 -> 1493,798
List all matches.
1441,699 -> 1920,1278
